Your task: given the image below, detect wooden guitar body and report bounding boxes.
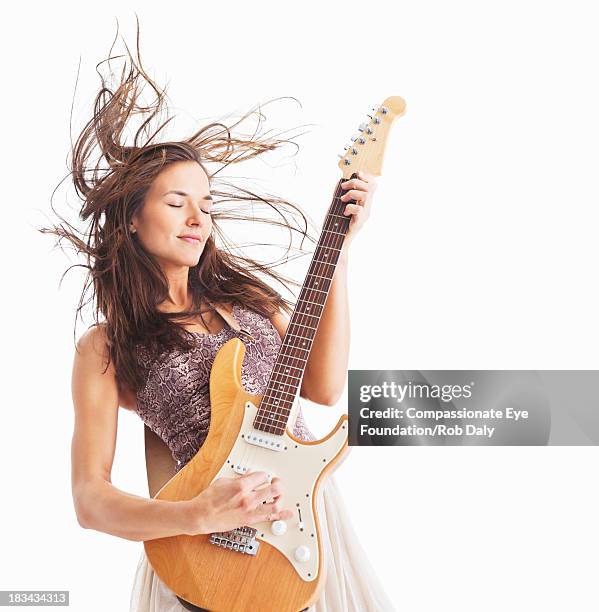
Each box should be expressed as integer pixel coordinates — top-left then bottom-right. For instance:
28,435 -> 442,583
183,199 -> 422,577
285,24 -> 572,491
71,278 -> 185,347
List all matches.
144,337 -> 350,612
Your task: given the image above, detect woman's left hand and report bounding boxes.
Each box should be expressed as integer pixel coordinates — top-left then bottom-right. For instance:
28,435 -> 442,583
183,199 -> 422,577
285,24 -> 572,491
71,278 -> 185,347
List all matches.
339,169 -> 378,247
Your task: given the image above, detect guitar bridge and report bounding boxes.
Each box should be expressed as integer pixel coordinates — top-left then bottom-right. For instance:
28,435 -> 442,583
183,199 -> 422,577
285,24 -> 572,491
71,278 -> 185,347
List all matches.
208,526 -> 260,556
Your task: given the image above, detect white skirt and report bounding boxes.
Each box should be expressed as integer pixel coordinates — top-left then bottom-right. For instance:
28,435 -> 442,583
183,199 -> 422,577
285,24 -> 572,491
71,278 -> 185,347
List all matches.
129,474 -> 396,612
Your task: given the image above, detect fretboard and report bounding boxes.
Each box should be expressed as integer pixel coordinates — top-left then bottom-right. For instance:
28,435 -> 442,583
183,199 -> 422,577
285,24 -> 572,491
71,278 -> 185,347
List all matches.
253,174 -> 357,434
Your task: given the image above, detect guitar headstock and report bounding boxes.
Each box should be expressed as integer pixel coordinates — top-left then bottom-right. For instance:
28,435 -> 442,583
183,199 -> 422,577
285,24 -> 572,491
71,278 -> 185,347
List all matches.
337,96 -> 406,179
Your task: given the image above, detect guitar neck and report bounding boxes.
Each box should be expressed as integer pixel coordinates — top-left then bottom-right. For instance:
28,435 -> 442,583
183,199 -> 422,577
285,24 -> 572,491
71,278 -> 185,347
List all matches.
254,175 -> 357,434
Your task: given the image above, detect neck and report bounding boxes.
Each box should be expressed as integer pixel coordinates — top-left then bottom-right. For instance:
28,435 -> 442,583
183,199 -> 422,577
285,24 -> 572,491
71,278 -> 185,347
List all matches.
252,176 -> 354,434
158,264 -> 191,311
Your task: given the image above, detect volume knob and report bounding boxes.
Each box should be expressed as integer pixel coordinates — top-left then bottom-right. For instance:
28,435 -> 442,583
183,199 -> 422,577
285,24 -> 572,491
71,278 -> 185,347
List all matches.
294,545 -> 311,563
270,520 -> 287,536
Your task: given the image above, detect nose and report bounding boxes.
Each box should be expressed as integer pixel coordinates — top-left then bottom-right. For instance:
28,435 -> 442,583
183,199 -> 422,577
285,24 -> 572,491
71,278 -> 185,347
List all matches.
187,204 -> 209,227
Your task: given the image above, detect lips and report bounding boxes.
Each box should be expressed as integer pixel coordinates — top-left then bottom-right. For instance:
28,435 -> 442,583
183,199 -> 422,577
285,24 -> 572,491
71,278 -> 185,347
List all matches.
178,236 -> 202,244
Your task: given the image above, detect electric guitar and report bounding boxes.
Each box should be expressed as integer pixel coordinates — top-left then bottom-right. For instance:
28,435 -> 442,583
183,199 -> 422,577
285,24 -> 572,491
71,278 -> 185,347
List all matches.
144,96 -> 406,612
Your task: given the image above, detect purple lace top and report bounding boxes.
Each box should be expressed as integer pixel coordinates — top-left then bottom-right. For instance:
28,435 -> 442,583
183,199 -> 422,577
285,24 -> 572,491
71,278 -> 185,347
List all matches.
134,303 -> 316,472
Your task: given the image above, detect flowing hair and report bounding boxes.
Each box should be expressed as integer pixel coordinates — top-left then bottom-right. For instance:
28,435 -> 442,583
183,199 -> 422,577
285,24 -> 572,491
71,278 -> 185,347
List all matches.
39,17 -> 318,395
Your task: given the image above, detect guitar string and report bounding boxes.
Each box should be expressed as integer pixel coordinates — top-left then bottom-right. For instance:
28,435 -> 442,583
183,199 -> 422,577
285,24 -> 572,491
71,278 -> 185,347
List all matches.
258,178 -> 351,433
254,179 -> 351,435
244,178 -> 354,509
252,186 -> 339,434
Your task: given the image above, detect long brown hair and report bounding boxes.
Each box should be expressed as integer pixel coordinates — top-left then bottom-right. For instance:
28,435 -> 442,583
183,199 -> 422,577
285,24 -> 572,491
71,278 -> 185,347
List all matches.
40,18 -> 317,395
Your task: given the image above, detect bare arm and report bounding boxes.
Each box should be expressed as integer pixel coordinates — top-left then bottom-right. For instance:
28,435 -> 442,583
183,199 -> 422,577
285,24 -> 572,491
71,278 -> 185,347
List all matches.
71,325 -> 193,542
71,326 -> 293,541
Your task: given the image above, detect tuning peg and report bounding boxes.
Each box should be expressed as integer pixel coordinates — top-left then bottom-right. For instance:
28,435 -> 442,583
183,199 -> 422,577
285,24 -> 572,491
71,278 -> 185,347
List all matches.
359,123 -> 375,135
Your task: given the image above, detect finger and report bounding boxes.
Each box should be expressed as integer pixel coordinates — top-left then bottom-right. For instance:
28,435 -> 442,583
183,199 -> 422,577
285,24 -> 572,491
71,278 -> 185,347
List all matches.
341,178 -> 368,191
251,480 -> 283,506
237,470 -> 271,492
254,502 -> 294,523
343,203 -> 364,216
340,189 -> 367,202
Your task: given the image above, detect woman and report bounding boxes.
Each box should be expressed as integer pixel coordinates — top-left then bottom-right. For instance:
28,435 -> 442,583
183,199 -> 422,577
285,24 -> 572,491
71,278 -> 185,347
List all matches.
46,23 -> 395,612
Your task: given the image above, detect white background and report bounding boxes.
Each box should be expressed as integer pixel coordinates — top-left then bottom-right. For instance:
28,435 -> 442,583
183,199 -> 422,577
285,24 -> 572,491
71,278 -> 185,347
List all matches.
1,1 -> 598,610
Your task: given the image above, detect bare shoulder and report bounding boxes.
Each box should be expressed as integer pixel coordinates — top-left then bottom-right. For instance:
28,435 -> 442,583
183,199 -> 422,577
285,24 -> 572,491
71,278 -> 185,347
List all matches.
75,323 -> 111,372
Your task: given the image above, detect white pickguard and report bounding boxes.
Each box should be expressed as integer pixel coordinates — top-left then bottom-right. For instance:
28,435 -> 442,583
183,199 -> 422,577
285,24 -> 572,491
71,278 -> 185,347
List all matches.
210,400 -> 347,581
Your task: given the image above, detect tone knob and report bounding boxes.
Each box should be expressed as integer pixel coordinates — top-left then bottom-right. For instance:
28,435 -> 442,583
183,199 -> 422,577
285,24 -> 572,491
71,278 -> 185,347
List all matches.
270,520 -> 287,536
294,545 -> 311,563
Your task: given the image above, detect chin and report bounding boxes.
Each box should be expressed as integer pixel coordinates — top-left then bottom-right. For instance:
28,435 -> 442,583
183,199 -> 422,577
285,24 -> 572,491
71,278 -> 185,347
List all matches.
159,252 -> 204,268
182,254 -> 203,267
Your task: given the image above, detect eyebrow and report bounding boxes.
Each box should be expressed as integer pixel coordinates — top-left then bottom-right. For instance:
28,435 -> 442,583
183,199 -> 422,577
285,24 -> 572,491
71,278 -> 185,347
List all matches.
162,190 -> 213,200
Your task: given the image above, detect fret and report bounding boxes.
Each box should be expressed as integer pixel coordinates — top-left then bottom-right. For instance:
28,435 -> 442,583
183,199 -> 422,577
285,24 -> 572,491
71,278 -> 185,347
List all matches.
318,235 -> 345,245
306,271 -> 334,282
281,340 -> 311,352
291,311 -> 321,324
315,243 -> 341,252
325,219 -> 345,228
256,402 -> 290,414
263,387 -> 298,400
276,353 -> 308,366
314,240 -> 345,252
253,425 -> 286,436
287,321 -> 318,332
305,281 -> 332,293
315,244 -> 340,253
295,298 -> 324,308
253,418 -> 287,431
257,404 -> 291,416
300,286 -> 328,295
312,258 -> 338,266
254,416 -> 290,426
255,410 -> 289,425
310,257 -> 337,267
278,350 -> 308,362
271,365 -> 303,379
324,221 -> 346,232
259,401 -> 293,414
266,378 -> 299,392
285,332 -> 314,343
322,228 -> 346,238
285,334 -> 314,346
327,213 -> 350,220
256,403 -> 292,416
277,355 -> 308,368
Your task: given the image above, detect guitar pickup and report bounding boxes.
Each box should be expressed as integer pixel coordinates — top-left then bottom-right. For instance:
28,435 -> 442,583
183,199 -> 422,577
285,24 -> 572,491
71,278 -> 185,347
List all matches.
244,430 -> 284,452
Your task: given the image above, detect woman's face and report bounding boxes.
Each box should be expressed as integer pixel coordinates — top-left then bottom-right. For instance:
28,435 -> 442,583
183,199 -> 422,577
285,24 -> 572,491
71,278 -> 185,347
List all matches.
131,161 -> 213,269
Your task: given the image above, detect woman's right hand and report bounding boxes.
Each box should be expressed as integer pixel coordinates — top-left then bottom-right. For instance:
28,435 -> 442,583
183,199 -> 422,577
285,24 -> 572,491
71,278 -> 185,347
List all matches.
183,471 -> 294,535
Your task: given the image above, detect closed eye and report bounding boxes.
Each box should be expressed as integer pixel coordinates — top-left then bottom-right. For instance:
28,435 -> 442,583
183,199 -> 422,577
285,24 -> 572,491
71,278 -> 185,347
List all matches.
168,203 -> 212,214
